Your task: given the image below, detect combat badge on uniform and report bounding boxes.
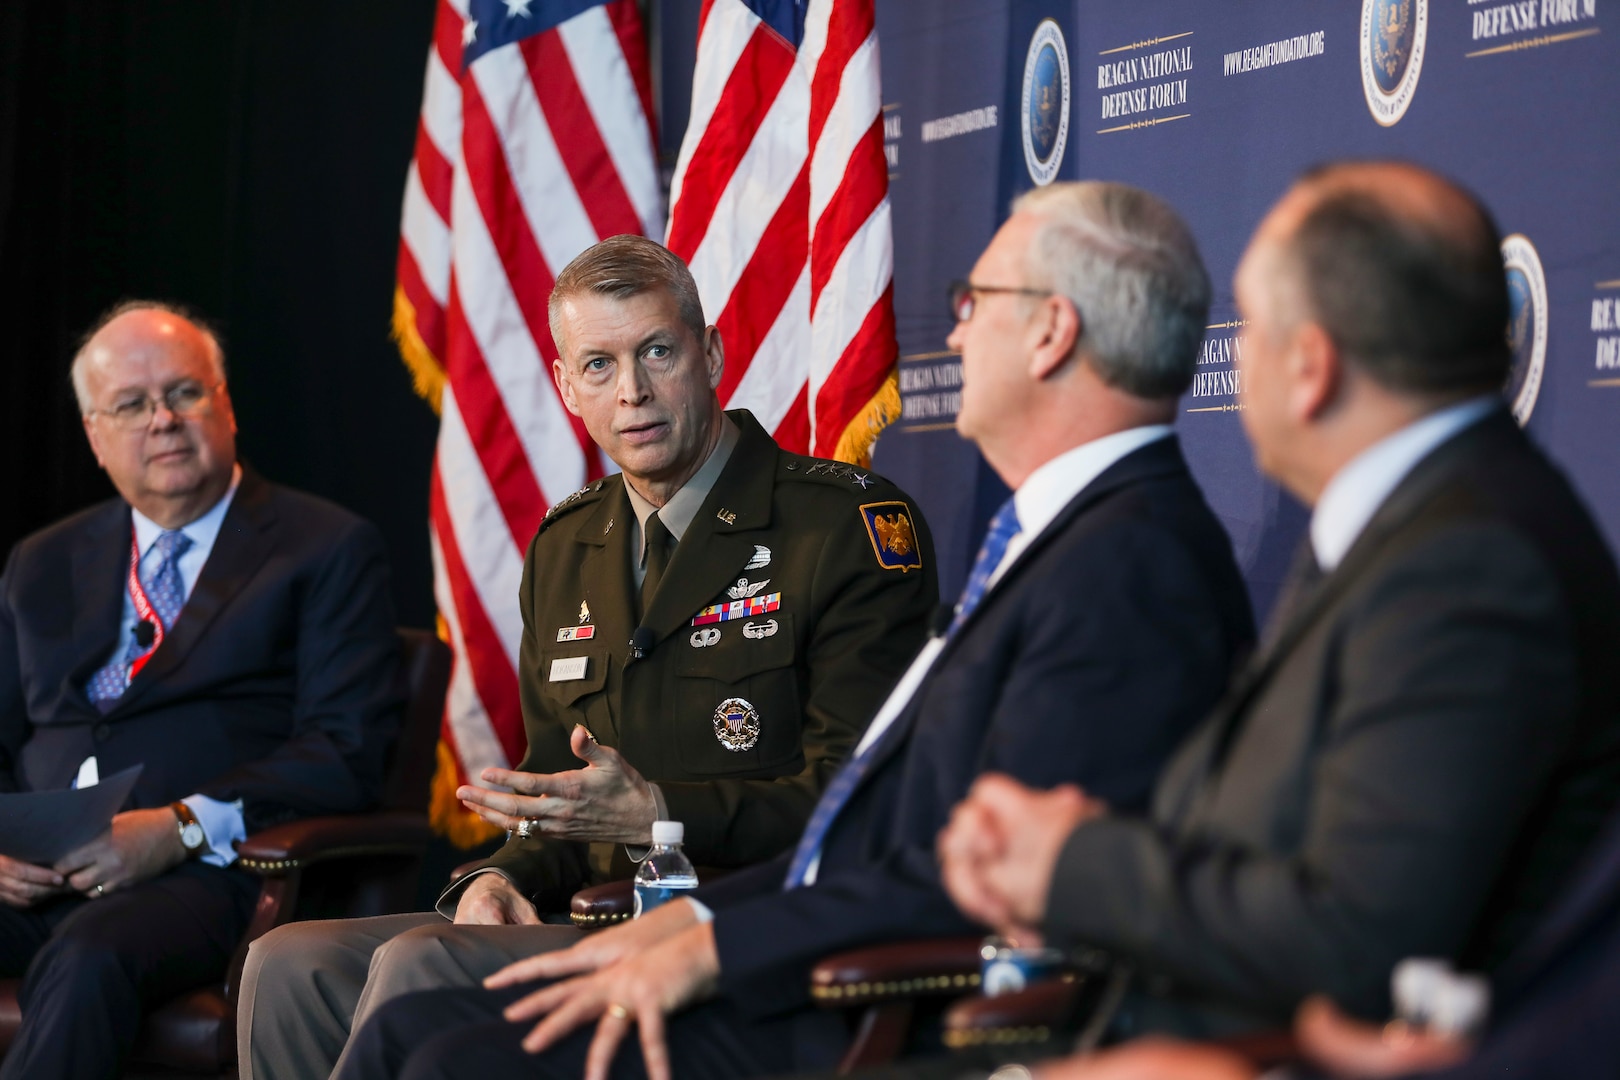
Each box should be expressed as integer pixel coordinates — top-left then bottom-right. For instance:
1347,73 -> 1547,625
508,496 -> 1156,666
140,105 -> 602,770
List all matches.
558,600 -> 596,641
860,502 -> 924,573
714,697 -> 761,751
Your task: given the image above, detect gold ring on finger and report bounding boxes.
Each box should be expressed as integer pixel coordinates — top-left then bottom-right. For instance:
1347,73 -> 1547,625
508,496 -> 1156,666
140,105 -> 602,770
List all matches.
605,1002 -> 632,1022
516,817 -> 540,840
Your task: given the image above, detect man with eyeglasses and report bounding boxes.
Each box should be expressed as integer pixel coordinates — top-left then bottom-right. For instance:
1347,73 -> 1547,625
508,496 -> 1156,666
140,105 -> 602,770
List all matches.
330,182 -> 1255,1080
0,300 -> 402,1080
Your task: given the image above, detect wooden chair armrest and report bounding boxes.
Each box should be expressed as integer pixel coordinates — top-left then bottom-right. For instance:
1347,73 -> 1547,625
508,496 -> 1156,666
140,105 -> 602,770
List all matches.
234,811 -> 432,876
809,936 -> 986,1006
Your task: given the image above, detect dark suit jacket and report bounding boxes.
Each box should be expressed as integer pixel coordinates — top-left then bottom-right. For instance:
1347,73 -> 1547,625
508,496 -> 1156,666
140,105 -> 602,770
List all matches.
0,469 -> 403,832
1047,412 -> 1620,1035
1422,805 -> 1620,1080
696,435 -> 1255,1029
455,411 -> 938,908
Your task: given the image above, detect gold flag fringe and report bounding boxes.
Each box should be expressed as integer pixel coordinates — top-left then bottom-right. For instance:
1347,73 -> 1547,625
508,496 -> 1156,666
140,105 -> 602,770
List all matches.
428,741 -> 504,848
832,367 -> 902,467
392,286 -> 446,414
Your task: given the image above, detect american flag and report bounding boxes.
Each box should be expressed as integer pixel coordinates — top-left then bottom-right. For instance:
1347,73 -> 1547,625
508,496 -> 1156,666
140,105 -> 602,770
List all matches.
668,0 -> 898,458
394,0 -> 898,841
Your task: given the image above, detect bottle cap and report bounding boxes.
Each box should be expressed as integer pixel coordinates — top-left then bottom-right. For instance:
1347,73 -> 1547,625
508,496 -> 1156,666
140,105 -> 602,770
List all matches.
651,820 -> 684,845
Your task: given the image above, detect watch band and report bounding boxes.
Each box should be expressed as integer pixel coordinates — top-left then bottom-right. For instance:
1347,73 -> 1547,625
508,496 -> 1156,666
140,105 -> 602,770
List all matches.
170,800 -> 207,858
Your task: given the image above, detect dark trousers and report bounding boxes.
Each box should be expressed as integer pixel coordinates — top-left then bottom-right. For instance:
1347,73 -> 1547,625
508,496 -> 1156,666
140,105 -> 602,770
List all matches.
0,861 -> 257,1080
337,982 -> 849,1080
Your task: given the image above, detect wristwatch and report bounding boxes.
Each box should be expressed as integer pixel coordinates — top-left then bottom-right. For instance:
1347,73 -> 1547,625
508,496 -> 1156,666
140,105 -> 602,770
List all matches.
170,801 -> 207,858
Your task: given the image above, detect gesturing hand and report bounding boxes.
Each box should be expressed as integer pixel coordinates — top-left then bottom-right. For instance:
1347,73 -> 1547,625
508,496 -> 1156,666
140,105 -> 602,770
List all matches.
493,920 -> 720,1080
54,807 -> 187,899
0,854 -> 67,908
937,774 -> 1106,937
459,725 -> 659,845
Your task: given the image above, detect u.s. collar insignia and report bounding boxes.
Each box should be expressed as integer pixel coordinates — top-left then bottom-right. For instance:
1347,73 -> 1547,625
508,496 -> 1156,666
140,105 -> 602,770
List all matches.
745,545 -> 771,570
713,697 -> 760,751
859,502 -> 924,573
727,577 -> 771,600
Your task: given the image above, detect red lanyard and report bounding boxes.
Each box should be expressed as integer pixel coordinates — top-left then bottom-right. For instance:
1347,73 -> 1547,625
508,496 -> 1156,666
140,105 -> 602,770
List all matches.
126,526 -> 166,679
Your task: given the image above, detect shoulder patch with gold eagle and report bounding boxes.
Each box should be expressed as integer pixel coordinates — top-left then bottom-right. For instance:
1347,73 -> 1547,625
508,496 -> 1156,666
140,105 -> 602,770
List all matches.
860,501 -> 924,573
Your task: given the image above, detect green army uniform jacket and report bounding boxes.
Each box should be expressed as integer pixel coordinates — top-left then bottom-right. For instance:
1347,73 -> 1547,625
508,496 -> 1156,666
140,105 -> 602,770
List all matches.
463,410 -> 937,909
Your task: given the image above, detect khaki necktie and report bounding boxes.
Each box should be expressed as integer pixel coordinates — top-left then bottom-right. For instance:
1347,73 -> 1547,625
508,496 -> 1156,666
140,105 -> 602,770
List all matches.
640,512 -> 673,615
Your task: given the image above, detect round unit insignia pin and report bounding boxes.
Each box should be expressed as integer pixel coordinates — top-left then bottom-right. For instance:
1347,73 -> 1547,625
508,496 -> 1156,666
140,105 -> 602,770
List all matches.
1021,19 -> 1070,187
713,697 -> 761,752
1501,233 -> 1549,426
1360,0 -> 1427,127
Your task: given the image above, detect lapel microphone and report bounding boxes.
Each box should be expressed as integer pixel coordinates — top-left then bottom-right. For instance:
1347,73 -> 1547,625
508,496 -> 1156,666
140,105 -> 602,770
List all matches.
133,620 -> 156,648
628,626 -> 656,662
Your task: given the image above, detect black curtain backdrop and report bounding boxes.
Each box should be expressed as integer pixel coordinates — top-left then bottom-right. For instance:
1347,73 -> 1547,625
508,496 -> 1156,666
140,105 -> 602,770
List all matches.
0,0 -> 441,628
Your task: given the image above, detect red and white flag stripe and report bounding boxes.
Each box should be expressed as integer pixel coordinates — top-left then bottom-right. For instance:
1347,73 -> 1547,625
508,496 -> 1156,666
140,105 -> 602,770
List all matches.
667,0 -> 899,459
395,0 -> 659,840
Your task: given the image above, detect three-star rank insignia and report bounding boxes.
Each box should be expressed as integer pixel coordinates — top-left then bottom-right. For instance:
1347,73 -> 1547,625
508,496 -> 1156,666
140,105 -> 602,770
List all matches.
860,502 -> 924,573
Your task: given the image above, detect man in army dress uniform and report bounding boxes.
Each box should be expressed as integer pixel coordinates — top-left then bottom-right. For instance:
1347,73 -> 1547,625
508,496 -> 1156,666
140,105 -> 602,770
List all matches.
236,235 -> 938,1080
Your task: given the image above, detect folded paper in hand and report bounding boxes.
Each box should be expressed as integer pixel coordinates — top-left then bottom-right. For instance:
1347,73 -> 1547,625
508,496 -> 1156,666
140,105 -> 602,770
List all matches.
0,764 -> 144,864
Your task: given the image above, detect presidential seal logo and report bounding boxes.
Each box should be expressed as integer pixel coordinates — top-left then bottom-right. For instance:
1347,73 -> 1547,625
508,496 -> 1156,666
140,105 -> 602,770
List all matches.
1021,19 -> 1070,186
1501,233 -> 1548,426
1360,0 -> 1427,127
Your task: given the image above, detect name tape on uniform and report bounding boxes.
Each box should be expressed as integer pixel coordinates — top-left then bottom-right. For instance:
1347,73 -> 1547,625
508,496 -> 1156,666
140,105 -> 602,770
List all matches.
692,593 -> 781,626
549,656 -> 589,682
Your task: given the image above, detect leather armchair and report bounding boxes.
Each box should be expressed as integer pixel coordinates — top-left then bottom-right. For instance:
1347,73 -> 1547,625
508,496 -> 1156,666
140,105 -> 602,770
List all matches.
808,937 -> 987,1072
571,877 -> 635,929
0,627 -> 450,1076
811,937 -> 1299,1074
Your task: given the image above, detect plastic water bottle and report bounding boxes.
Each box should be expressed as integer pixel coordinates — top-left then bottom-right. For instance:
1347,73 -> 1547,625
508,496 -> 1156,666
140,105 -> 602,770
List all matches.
633,820 -> 698,917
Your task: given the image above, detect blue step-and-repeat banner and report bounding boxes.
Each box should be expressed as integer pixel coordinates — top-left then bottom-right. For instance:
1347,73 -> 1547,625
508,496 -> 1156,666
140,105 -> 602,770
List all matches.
862,0 -> 1618,617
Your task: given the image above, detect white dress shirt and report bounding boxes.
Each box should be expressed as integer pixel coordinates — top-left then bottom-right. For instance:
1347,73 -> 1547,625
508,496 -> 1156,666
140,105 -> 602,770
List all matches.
1310,398 -> 1498,572
83,466 -> 246,866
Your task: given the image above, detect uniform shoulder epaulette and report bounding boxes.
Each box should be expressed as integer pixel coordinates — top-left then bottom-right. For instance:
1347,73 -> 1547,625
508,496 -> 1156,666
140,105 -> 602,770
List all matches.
538,478 -> 610,532
778,454 -> 890,494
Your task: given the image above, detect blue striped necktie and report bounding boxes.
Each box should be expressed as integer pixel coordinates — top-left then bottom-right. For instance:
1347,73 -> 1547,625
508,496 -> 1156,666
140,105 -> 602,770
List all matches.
782,497 -> 1021,889
86,530 -> 193,705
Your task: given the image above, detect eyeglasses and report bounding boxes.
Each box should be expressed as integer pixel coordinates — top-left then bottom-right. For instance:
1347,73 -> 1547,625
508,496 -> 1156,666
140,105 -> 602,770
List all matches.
90,381 -> 222,431
946,279 -> 1053,323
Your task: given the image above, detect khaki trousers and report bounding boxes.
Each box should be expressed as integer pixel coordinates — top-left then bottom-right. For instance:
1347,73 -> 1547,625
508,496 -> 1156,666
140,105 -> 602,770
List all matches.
235,913 -> 582,1080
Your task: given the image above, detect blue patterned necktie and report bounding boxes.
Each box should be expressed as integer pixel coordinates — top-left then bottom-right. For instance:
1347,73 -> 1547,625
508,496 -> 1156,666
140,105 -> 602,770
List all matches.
782,497 -> 1022,889
949,496 -> 1022,637
87,530 -> 193,706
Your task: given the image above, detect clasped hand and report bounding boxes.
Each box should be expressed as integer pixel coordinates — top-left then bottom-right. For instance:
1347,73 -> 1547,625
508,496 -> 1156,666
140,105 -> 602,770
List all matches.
459,725 -> 658,845
480,899 -> 718,1080
936,773 -> 1108,941
0,808 -> 185,908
